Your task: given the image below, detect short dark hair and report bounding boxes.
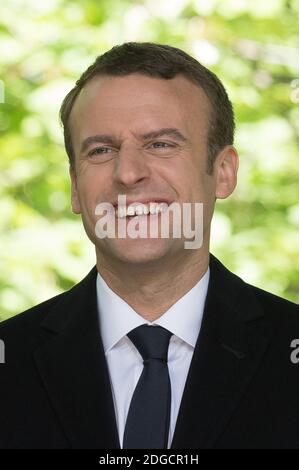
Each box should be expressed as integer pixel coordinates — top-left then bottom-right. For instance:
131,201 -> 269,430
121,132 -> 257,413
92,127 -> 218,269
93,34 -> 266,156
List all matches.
60,42 -> 235,174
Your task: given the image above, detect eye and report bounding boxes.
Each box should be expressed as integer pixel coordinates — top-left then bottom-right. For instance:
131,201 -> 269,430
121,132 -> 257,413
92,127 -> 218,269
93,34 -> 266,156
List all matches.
88,147 -> 114,156
150,141 -> 174,149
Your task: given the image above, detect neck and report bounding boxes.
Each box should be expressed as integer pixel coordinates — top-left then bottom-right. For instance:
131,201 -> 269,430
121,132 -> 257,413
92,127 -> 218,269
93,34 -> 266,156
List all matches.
96,245 -> 210,323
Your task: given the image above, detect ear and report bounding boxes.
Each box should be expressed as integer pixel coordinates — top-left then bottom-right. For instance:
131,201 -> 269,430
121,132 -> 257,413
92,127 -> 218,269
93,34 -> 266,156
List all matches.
69,166 -> 81,214
214,145 -> 239,199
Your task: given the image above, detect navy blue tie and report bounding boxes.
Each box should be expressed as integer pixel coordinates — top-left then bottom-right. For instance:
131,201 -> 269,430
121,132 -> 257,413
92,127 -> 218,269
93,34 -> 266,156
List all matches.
123,324 -> 173,449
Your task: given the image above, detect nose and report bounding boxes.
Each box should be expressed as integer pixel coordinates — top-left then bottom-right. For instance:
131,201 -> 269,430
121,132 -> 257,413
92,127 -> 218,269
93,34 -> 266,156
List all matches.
113,143 -> 150,188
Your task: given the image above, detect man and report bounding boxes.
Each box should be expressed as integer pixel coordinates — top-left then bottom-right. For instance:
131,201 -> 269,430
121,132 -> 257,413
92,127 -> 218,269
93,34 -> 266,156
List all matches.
0,42 -> 298,450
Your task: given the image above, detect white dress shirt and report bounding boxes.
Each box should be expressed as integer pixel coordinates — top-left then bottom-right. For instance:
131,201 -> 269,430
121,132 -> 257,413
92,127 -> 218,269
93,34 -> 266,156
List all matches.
96,268 -> 210,449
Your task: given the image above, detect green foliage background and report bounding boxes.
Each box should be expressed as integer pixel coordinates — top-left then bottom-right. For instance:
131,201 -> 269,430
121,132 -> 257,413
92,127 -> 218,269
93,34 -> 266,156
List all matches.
0,0 -> 298,321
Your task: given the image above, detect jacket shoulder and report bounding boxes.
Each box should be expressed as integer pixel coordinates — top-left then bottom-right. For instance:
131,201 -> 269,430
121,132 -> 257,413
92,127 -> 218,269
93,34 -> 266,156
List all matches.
0,292 -> 67,337
0,265 -> 97,334
210,253 -> 299,320
250,284 -> 299,316
245,283 -> 299,341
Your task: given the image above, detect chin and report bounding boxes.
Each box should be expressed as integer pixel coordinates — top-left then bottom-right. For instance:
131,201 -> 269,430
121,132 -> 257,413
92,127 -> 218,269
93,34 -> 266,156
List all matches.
103,237 -> 175,265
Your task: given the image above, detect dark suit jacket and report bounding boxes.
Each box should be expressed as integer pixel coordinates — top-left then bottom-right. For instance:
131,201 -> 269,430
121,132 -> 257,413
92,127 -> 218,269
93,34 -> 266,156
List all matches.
0,254 -> 299,449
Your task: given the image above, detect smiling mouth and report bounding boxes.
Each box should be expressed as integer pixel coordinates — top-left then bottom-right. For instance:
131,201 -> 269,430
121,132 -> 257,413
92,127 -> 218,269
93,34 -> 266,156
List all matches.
115,201 -> 170,218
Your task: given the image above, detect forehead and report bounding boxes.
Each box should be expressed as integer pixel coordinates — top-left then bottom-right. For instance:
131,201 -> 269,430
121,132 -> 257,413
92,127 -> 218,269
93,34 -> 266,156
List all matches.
69,73 -> 211,143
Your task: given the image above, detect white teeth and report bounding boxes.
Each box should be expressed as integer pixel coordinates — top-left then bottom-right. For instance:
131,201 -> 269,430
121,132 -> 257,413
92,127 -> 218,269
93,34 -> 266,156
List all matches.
127,206 -> 135,216
149,203 -> 156,215
115,202 -> 168,218
135,205 -> 144,215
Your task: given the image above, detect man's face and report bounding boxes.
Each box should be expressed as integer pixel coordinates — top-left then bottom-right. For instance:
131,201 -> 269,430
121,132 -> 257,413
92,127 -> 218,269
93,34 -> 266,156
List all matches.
69,73 -> 236,267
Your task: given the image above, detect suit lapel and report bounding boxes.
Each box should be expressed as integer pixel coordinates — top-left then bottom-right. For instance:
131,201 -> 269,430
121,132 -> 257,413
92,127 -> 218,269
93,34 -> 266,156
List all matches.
171,255 -> 269,449
34,267 -> 120,449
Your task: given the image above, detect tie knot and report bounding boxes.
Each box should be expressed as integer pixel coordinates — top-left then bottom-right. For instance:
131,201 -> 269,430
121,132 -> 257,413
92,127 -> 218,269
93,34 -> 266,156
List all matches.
127,325 -> 173,363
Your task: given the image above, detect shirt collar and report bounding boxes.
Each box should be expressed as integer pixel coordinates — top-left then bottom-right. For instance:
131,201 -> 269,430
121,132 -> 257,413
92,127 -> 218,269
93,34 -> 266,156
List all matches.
97,268 -> 210,353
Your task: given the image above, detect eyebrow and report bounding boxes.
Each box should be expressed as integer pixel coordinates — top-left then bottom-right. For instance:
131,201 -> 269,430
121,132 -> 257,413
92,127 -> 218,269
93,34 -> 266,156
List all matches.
80,128 -> 187,154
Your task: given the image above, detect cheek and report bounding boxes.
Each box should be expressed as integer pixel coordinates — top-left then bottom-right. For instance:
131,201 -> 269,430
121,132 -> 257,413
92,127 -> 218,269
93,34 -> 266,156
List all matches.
175,167 -> 205,202
159,158 -> 195,192
77,168 -> 105,198
75,181 -> 99,219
